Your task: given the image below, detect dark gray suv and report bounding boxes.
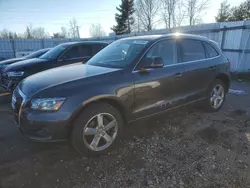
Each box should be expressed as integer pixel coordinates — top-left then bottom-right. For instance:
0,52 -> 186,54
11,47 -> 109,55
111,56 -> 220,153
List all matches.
12,33 -> 230,156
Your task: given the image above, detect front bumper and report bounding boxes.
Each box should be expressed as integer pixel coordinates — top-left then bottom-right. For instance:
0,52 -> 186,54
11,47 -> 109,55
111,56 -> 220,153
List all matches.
14,111 -> 70,142
12,88 -> 71,142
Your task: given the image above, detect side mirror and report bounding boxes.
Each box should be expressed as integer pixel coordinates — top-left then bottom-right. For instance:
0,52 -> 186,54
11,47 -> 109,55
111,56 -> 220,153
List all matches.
140,56 -> 164,69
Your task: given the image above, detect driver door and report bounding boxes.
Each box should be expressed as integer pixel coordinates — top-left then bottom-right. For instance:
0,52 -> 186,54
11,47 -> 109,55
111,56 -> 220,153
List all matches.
132,39 -> 187,120
58,44 -> 92,67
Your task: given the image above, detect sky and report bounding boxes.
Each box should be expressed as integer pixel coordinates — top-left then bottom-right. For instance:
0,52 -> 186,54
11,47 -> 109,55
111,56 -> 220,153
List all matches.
0,0 -> 246,38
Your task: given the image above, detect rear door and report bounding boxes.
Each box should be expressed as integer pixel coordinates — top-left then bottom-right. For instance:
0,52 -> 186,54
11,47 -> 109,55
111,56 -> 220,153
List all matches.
177,39 -> 220,100
132,39 -> 188,119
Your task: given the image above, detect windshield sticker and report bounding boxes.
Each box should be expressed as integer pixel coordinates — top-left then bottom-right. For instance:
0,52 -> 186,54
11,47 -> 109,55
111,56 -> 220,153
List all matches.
132,40 -> 148,45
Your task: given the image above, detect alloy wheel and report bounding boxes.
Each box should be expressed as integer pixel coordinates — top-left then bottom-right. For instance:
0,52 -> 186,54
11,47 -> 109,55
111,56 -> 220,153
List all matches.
210,84 -> 225,109
82,113 -> 118,151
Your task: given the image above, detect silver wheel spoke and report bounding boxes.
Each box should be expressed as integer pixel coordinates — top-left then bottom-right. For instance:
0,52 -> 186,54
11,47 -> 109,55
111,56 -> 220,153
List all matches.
102,133 -> 113,143
217,96 -> 223,100
97,114 -> 104,126
105,120 -> 117,131
214,98 -> 218,107
217,87 -> 222,94
84,128 -> 98,135
90,134 -> 101,149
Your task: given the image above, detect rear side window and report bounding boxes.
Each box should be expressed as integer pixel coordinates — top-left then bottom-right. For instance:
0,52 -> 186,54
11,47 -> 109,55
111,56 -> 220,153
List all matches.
179,39 -> 206,62
62,45 -> 91,59
203,42 -> 219,58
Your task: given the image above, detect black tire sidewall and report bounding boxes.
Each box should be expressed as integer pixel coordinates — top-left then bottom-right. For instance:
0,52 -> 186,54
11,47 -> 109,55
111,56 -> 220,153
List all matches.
70,102 -> 124,156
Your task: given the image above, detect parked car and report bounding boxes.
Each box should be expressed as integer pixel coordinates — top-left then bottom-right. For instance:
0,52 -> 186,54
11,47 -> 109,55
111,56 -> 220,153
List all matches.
1,41 -> 108,91
12,34 -> 230,156
0,48 -> 51,71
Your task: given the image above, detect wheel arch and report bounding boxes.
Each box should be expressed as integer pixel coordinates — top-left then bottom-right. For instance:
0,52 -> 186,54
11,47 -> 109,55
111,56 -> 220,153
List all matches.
66,95 -> 129,135
215,73 -> 230,92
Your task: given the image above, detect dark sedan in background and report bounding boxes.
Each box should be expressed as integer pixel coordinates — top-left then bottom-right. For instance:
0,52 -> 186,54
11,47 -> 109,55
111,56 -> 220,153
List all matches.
1,41 -> 108,91
0,48 -> 51,71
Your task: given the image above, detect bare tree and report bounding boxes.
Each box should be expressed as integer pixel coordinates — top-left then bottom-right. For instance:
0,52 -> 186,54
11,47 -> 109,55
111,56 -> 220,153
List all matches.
89,24 -> 106,37
69,18 -> 80,38
185,0 -> 210,25
161,0 -> 177,28
61,27 -> 68,38
131,10 -> 144,32
32,27 -> 49,38
135,0 -> 160,31
0,29 -> 9,38
172,0 -> 186,27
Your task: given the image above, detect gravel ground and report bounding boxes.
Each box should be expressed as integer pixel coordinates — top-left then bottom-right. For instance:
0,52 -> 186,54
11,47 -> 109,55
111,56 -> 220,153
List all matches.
0,81 -> 250,188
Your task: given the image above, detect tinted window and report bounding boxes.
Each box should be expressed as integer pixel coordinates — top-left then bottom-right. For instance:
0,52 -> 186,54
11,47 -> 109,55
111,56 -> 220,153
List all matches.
62,45 -> 91,59
203,42 -> 219,58
179,39 -> 206,62
92,44 -> 107,55
40,44 -> 69,59
146,40 -> 175,66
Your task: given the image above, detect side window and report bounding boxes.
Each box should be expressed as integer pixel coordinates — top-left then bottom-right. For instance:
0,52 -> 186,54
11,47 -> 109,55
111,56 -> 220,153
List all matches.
179,39 -> 206,62
146,40 -> 175,66
203,42 -> 219,58
62,45 -> 91,59
92,44 -> 106,55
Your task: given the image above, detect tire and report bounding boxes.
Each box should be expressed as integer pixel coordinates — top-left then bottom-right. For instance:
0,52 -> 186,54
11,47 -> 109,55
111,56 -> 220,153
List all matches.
70,102 -> 124,156
201,79 -> 226,112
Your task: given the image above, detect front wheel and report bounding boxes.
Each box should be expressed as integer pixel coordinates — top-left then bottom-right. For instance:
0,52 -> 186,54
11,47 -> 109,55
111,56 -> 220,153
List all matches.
201,79 -> 226,112
70,102 -> 124,156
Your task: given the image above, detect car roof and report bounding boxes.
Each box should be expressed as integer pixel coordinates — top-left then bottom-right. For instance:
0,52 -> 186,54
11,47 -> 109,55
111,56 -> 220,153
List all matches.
59,41 -> 109,46
121,33 -> 209,42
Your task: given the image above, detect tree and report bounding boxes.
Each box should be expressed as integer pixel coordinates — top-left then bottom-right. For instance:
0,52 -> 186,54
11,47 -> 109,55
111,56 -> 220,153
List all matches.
52,33 -> 65,38
61,27 -> 68,38
136,0 -> 160,31
161,0 -> 177,28
111,0 -> 135,35
0,29 -> 9,38
185,0 -> 210,25
69,18 -> 80,38
228,0 -> 250,21
215,0 -> 231,22
32,27 -> 49,38
14,32 -> 18,39
89,24 -> 106,37
25,25 -> 33,39
172,0 -> 186,27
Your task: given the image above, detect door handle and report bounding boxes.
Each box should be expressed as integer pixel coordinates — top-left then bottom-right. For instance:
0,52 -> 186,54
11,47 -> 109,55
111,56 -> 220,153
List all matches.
175,73 -> 183,78
209,66 -> 216,71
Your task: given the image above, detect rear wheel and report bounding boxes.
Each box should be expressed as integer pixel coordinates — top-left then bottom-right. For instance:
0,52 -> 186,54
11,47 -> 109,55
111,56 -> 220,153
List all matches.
70,102 -> 124,156
201,79 -> 226,112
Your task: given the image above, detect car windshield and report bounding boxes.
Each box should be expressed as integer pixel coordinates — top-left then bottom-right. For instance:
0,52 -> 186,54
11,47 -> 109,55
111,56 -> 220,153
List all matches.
39,44 -> 69,59
25,49 -> 49,58
87,39 -> 148,68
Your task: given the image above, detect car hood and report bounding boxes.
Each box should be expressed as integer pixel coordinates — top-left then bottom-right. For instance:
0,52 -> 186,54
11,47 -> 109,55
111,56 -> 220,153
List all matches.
0,57 -> 26,67
4,58 -> 48,71
19,64 -> 119,97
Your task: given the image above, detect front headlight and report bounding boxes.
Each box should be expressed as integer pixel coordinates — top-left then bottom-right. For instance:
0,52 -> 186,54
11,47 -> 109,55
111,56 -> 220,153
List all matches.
7,71 -> 24,77
31,98 -> 66,111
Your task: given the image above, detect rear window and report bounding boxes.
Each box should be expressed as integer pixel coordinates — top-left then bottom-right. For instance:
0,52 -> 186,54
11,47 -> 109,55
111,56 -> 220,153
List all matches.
203,42 -> 219,58
179,39 -> 206,62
